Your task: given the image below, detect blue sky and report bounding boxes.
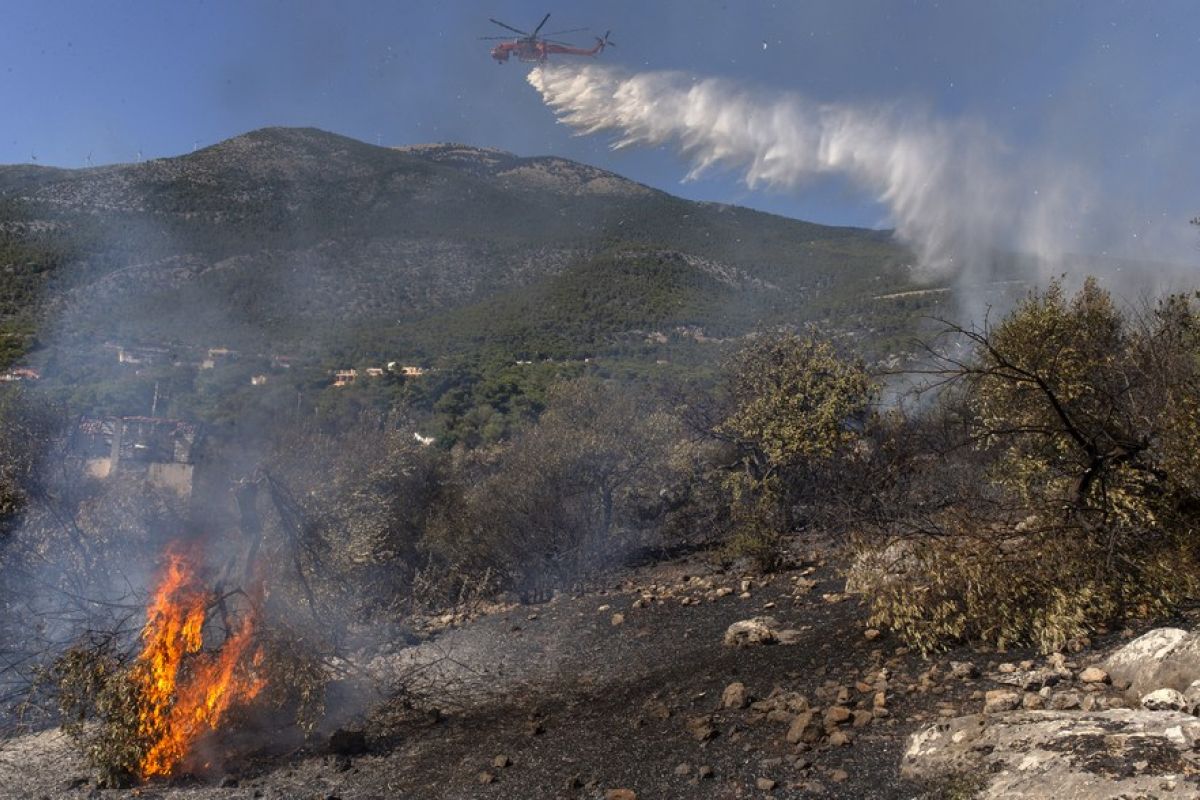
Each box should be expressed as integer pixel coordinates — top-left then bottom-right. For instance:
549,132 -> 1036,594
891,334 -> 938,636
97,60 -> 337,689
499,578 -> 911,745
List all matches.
2,1 -> 1196,231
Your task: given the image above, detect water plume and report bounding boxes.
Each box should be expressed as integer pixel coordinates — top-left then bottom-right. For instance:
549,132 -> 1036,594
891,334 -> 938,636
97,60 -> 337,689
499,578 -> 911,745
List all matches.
529,63 -> 1085,295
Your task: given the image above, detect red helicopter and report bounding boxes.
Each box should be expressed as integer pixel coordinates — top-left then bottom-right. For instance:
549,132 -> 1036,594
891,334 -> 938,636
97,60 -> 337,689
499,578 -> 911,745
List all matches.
481,13 -> 614,64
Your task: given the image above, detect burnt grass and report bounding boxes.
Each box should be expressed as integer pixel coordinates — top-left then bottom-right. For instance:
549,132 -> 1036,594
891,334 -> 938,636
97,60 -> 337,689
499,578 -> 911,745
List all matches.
2,549 -> 1044,800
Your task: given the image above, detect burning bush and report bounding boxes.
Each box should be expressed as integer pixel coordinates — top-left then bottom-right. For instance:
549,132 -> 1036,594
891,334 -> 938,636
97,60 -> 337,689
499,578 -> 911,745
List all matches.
52,541 -> 330,784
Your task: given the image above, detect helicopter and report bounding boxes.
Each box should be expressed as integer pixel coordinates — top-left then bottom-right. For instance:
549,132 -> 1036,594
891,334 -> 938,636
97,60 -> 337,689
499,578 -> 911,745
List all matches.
481,13 -> 614,64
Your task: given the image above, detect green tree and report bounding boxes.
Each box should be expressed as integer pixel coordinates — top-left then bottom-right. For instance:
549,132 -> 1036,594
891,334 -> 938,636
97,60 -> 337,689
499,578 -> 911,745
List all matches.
712,333 -> 873,568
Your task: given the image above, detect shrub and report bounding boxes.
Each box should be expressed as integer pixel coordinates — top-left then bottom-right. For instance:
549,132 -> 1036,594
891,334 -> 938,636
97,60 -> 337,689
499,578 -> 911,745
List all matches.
857,280 -> 1200,653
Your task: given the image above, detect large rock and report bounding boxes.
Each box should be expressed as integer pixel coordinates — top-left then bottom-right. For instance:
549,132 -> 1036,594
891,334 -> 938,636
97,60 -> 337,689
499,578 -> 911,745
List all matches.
901,709 -> 1200,799
1102,627 -> 1200,699
722,617 -> 780,647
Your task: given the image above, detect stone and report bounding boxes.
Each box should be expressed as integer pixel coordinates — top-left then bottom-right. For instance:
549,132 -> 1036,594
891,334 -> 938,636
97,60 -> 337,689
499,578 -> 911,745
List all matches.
492,755 -> 511,768
828,730 -> 852,746
852,710 -> 873,728
697,765 -> 714,780
902,709 -> 1200,799
478,771 -> 495,785
1048,691 -> 1081,710
1102,627 -> 1198,700
830,769 -> 849,782
1021,692 -> 1046,710
722,681 -> 750,709
983,689 -> 1021,713
611,612 -> 625,626
864,628 -> 881,640
775,629 -> 804,645
605,791 -> 637,800
949,661 -> 979,680
785,711 -> 823,744
1182,679 -> 1200,713
723,617 -> 780,647
687,714 -> 718,742
673,763 -> 691,777
1078,666 -> 1109,684
1141,687 -> 1188,712
756,777 -> 777,791
824,706 -> 852,727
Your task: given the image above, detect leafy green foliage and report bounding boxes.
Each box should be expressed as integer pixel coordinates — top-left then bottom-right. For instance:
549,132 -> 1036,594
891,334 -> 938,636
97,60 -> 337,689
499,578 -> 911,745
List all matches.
710,333 -> 873,569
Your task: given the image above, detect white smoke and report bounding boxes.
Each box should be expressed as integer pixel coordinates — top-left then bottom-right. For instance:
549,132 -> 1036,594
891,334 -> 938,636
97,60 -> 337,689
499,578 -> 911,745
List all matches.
529,63 -> 1090,295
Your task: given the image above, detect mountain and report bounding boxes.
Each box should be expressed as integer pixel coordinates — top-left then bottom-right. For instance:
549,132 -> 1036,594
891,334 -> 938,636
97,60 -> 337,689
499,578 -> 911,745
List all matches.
0,127 -> 927,365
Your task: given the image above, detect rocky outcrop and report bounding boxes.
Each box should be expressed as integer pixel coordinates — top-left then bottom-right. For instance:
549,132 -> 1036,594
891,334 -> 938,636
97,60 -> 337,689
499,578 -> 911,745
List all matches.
1102,628 -> 1200,701
902,709 -> 1200,799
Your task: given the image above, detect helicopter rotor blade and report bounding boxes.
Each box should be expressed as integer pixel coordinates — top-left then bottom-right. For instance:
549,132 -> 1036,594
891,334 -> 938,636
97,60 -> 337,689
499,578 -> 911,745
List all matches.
478,36 -> 514,40
546,27 -> 588,36
489,18 -> 529,35
531,13 -> 551,37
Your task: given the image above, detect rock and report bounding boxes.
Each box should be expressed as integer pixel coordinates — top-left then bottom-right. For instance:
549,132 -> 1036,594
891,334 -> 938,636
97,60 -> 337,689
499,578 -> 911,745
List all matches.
723,617 -> 780,647
697,765 -> 714,780
864,628 -> 881,640
1021,692 -> 1046,710
722,681 -> 750,709
852,710 -> 873,728
830,769 -> 849,782
1048,691 -> 1081,710
823,706 -> 852,727
478,771 -> 496,784
611,612 -> 625,626
756,777 -> 777,791
785,711 -> 823,744
983,689 -> 1021,713
1183,679 -> 1200,713
644,700 -> 671,720
605,791 -> 637,800
1102,627 -> 1200,699
687,714 -> 718,742
1078,666 -> 1109,684
1141,687 -> 1188,711
995,667 -> 1066,692
673,762 -> 691,776
901,709 -> 1200,799
775,629 -> 804,645
948,661 -> 979,680
492,755 -> 511,768
828,730 -> 852,746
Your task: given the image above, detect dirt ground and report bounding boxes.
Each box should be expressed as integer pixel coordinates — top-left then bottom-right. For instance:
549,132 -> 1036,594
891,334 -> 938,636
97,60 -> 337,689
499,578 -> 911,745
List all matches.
0,550 -> 1054,800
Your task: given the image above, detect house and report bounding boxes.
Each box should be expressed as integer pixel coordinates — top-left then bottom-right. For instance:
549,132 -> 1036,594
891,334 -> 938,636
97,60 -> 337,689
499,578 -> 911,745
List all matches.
385,363 -> 427,377
250,374 -> 268,386
72,416 -> 200,497
365,367 -> 386,378
332,369 -> 358,387
0,367 -> 40,382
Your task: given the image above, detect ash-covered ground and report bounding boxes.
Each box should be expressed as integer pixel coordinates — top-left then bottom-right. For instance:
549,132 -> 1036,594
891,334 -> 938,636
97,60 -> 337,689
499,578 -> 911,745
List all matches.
4,542 -> 1110,800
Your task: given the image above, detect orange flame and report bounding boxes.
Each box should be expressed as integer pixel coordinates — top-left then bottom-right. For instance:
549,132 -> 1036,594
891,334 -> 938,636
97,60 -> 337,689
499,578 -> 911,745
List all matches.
133,544 -> 265,779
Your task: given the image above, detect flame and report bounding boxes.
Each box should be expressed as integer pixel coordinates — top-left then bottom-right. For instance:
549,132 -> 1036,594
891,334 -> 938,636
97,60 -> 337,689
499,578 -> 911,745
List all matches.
133,544 -> 265,779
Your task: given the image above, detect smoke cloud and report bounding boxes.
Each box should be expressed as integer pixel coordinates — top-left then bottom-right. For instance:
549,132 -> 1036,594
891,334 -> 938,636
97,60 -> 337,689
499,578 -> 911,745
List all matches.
528,63 -> 1113,303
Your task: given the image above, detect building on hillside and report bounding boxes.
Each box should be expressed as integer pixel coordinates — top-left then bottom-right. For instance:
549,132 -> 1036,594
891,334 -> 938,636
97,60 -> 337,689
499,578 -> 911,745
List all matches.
72,416 -> 200,497
332,369 -> 358,387
386,362 -> 427,377
250,374 -> 268,386
0,367 -> 40,382
365,367 -> 385,378
200,347 -> 239,370
106,343 -> 174,366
